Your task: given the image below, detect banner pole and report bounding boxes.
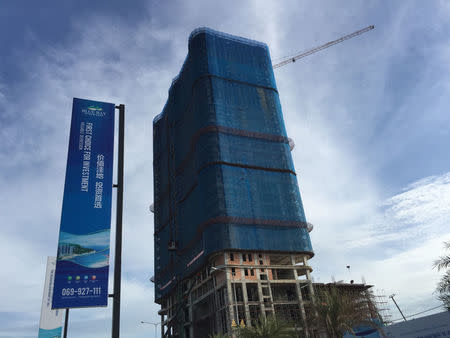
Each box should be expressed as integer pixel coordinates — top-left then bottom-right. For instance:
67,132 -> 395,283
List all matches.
63,309 -> 69,338
112,104 -> 125,338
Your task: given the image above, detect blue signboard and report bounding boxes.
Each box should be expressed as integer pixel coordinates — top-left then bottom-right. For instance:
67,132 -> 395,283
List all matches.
52,98 -> 115,309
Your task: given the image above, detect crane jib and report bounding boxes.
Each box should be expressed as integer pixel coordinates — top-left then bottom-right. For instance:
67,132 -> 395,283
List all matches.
272,25 -> 375,69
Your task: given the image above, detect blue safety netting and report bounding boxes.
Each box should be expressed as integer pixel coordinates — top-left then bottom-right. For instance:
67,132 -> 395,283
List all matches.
153,28 -> 313,301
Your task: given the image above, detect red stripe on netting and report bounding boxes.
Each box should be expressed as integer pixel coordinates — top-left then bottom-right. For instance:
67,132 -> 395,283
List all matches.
186,250 -> 205,267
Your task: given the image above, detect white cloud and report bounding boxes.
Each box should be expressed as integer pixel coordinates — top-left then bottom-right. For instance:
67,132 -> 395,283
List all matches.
384,173 -> 450,227
363,172 -> 450,248
0,11 -> 168,338
365,234 -> 450,320
307,172 -> 450,319
2,1 -> 450,336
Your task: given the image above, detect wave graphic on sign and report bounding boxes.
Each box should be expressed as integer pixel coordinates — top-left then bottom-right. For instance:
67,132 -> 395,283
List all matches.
57,230 -> 110,268
38,327 -> 62,338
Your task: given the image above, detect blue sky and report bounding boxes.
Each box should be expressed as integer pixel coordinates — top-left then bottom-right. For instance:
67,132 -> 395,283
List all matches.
1,1 -> 450,337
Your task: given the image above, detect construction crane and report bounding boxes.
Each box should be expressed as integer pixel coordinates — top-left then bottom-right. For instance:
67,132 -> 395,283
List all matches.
273,25 -> 374,69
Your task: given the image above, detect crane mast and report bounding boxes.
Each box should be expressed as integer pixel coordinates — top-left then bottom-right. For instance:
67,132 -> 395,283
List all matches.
273,25 -> 374,69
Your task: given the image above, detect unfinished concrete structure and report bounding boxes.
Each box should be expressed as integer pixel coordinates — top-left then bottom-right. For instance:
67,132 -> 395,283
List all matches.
153,27 -> 314,337
157,255 -> 389,337
158,251 -> 314,337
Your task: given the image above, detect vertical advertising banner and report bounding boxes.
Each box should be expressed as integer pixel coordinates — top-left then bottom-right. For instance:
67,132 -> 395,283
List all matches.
52,98 -> 115,309
39,257 -> 63,337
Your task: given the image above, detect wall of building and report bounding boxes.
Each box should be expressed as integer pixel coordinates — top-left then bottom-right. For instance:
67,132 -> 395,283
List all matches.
381,311 -> 450,338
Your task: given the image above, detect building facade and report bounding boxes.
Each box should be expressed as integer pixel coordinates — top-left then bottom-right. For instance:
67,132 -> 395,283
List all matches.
153,28 -> 314,337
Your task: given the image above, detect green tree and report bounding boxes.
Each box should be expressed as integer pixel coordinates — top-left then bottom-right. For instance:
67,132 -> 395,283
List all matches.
313,286 -> 382,337
236,316 -> 293,338
209,333 -> 231,338
433,241 -> 450,307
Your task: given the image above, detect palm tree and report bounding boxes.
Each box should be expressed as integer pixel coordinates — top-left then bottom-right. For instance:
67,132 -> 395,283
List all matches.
313,286 -> 382,337
236,316 -> 293,338
209,333 -> 231,338
433,241 -> 450,307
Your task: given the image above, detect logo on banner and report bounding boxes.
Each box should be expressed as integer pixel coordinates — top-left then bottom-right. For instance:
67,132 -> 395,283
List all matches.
83,105 -> 106,117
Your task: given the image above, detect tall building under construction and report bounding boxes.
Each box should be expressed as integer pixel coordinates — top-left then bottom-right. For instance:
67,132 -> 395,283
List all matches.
153,28 -> 314,337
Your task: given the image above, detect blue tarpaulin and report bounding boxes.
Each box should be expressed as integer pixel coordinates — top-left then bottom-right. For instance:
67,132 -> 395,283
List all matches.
153,28 -> 313,301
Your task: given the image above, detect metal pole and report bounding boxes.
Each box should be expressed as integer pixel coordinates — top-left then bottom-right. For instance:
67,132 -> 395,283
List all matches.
112,104 -> 125,337
389,294 -> 407,322
63,309 -> 69,338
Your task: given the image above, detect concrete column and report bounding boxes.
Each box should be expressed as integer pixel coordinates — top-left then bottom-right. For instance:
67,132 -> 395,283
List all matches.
225,252 -> 236,328
302,255 -> 307,265
305,270 -> 315,297
291,257 -> 307,316
212,275 -> 220,334
187,279 -> 194,338
255,268 -> 266,319
242,282 -> 251,327
291,255 -> 309,336
302,256 -> 315,297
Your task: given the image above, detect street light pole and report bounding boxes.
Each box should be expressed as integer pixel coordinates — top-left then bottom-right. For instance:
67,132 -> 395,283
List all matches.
112,104 -> 125,338
141,321 -> 160,338
389,294 -> 407,322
